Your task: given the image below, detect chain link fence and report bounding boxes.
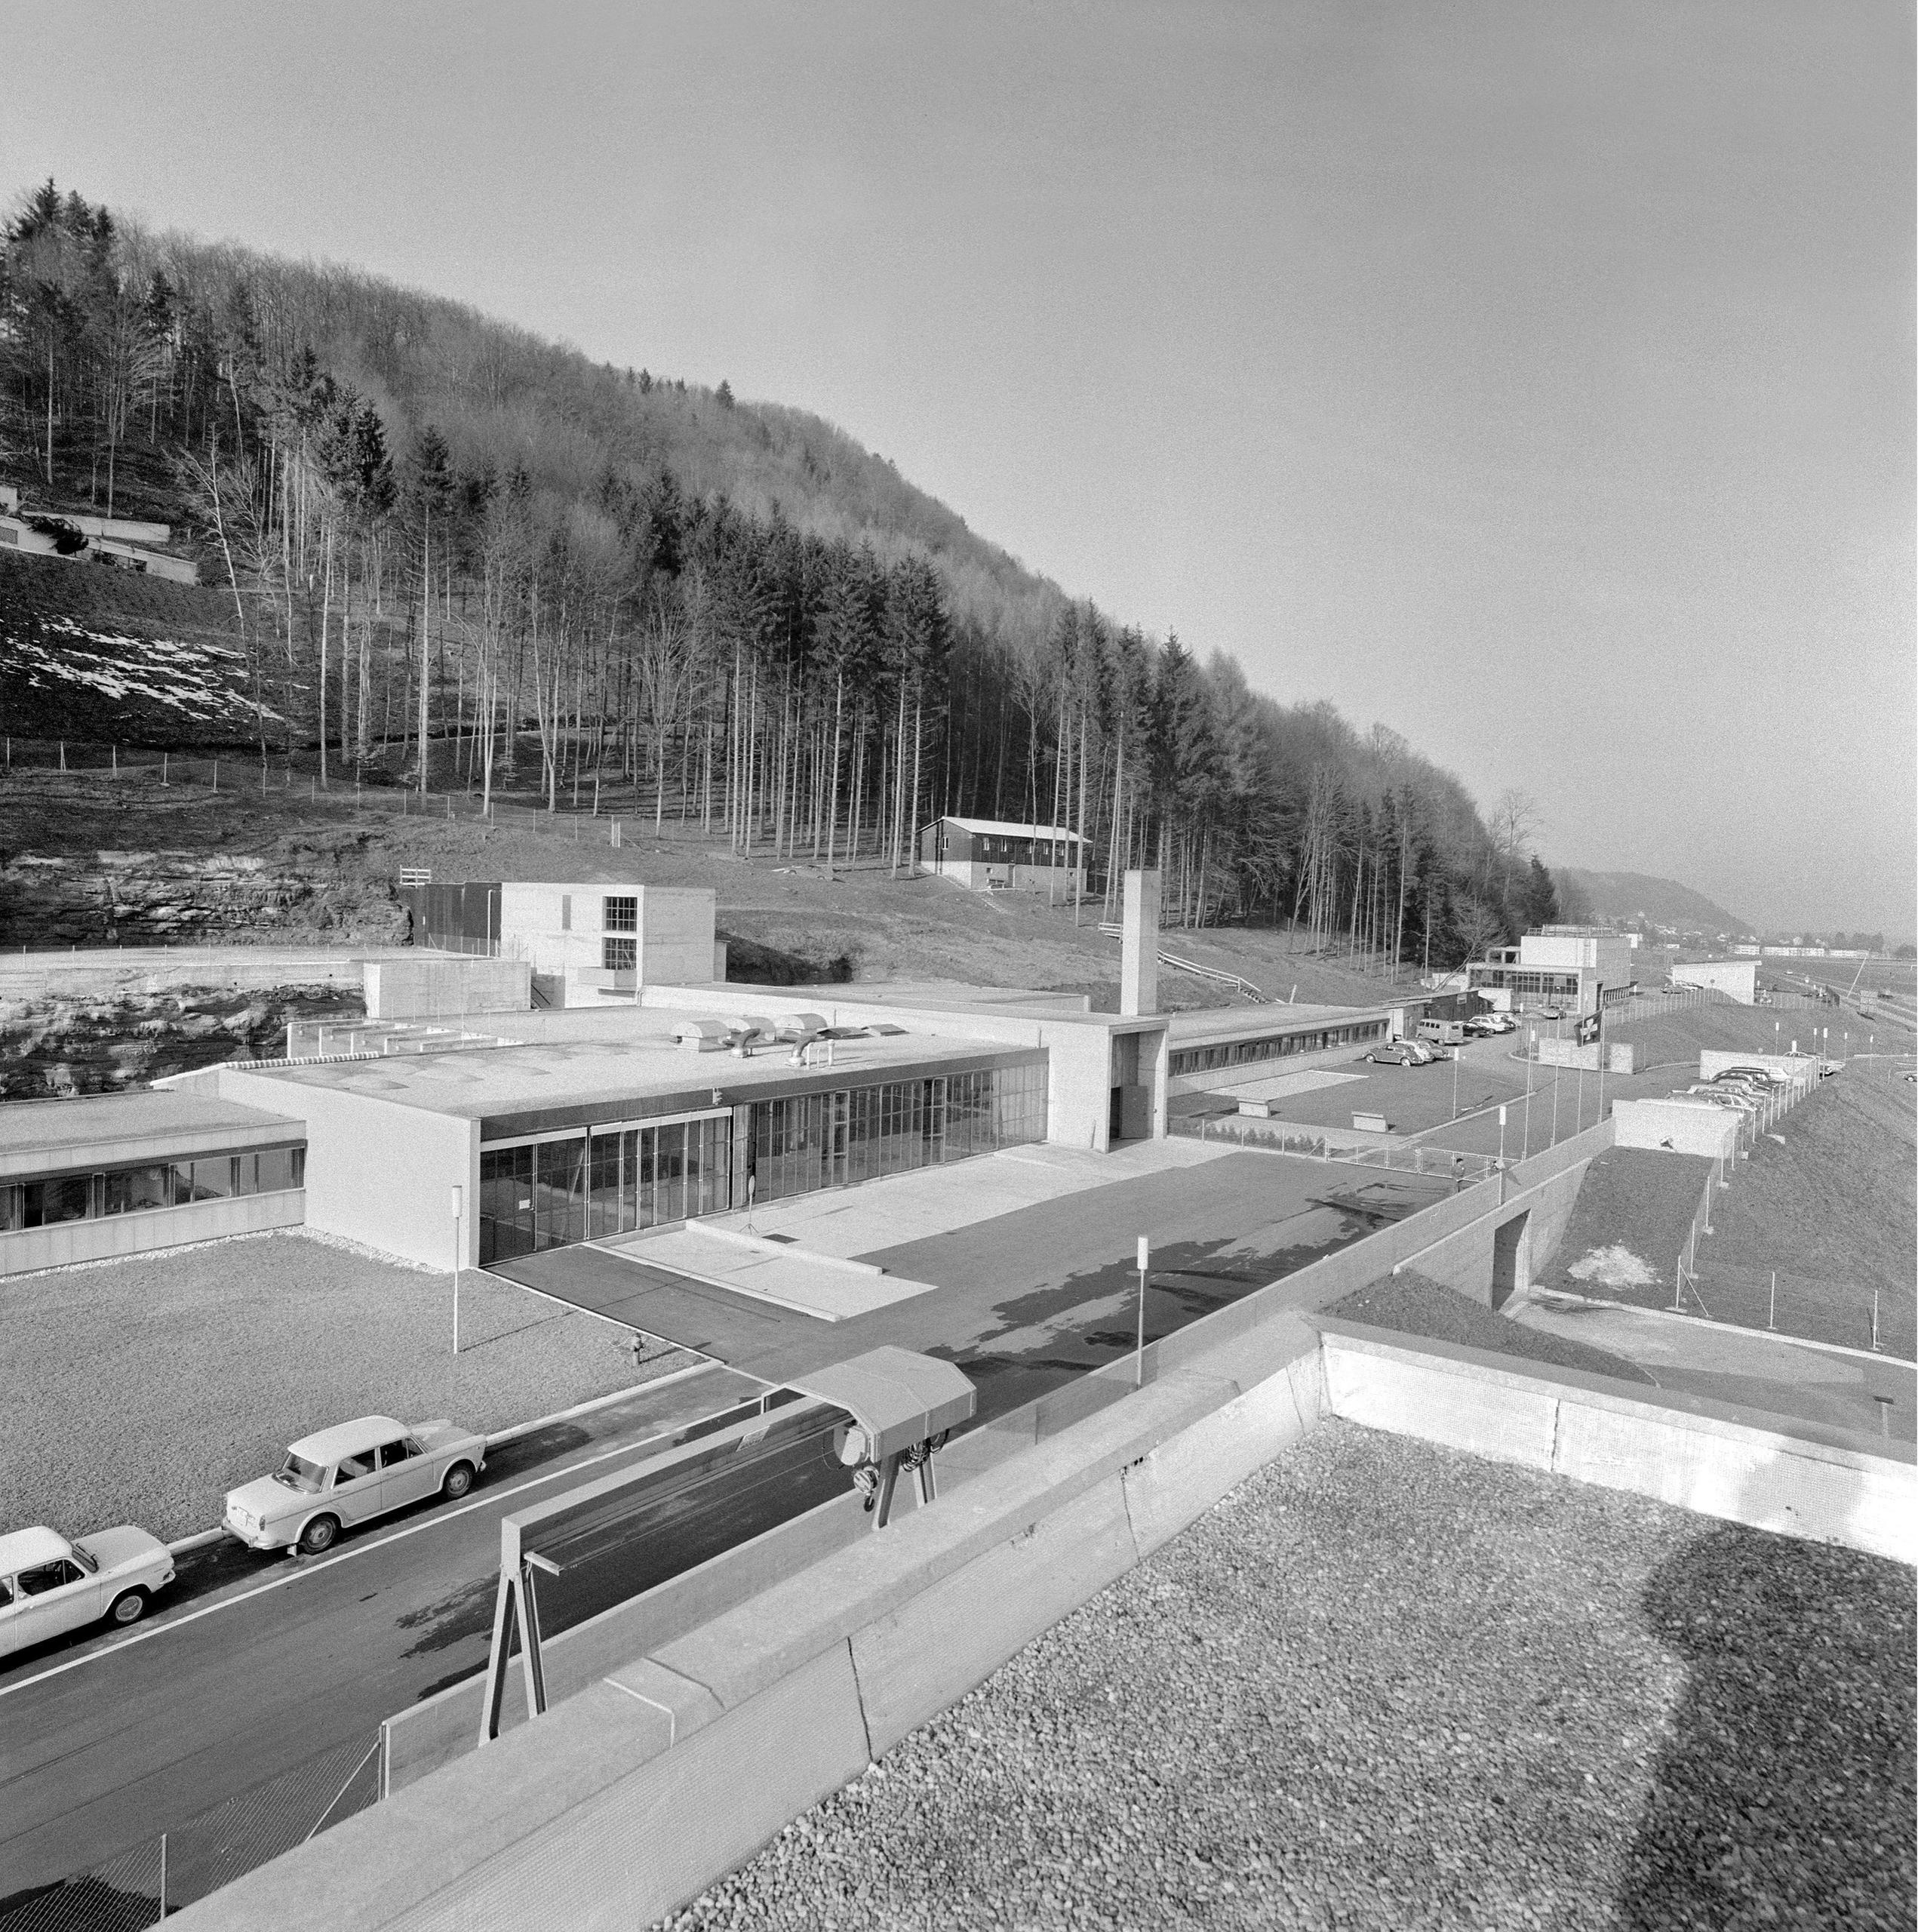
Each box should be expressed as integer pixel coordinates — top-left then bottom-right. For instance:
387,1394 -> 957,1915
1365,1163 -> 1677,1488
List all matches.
1170,1112 -> 1502,1184
0,1727 -> 383,1930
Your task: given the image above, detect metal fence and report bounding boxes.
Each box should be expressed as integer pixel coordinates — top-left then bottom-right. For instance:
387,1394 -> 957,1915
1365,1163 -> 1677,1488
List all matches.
0,737 -> 919,871
1677,1262 -> 1913,1361
1665,1066 -> 1885,1350
0,1727 -> 384,1930
1170,1112 -> 1500,1183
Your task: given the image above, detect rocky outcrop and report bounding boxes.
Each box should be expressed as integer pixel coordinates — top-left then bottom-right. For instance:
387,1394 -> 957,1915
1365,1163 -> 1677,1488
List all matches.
0,983 -> 364,1098
0,849 -> 405,947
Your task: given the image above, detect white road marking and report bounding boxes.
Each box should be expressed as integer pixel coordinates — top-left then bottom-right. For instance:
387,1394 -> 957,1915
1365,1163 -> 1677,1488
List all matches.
0,1373 -> 758,1703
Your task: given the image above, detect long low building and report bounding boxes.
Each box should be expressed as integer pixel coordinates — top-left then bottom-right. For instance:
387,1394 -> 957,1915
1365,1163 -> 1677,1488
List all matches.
1165,1001 -> 1403,1096
0,980 -> 1163,1278
0,1090 -> 308,1275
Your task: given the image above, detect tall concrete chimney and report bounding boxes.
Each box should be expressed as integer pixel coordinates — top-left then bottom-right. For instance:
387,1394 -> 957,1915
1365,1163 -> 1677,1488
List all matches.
1120,869 -> 1160,1017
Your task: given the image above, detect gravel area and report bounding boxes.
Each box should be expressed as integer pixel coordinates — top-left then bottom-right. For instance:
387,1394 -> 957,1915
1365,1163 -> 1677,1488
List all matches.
662,1422 -> 1915,1931
1,1229 -> 687,1540
1327,1270 -> 1657,1386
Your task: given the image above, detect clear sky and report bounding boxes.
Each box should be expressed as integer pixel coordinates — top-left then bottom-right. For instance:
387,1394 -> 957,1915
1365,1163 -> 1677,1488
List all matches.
7,1 -> 1913,937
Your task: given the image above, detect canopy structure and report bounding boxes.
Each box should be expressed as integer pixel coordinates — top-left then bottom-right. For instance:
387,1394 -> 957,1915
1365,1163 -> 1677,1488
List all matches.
783,1346 -> 976,1463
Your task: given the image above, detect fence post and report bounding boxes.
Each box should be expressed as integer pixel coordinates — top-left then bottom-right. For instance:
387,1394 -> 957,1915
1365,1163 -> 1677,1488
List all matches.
159,1832 -> 167,1918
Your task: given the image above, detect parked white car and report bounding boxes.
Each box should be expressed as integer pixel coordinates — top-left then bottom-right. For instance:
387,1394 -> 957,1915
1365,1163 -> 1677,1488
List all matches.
224,1416 -> 487,1556
0,1524 -> 174,1654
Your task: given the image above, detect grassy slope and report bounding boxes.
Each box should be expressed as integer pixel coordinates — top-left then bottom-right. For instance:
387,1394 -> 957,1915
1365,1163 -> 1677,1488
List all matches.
1326,1270 -> 1655,1386
0,767 -> 1411,1009
1701,1066 -> 1917,1301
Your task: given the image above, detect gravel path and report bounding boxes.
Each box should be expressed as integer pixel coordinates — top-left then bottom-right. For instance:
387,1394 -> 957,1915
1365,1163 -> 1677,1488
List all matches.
663,1422 -> 1914,1931
2,1229 -> 688,1540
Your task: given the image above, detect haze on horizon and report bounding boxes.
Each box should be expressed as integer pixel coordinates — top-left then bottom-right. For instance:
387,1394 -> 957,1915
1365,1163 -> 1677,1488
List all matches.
6,0 -> 1911,939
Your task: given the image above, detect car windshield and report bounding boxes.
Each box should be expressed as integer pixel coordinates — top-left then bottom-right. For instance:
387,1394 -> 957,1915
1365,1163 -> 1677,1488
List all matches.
272,1453 -> 327,1494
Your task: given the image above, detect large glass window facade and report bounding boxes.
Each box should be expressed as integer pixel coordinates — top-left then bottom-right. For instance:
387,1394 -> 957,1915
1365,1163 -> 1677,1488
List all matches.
482,1115 -> 730,1263
477,1060 -> 1048,1266
0,1144 -> 305,1233
747,1063 -> 1047,1206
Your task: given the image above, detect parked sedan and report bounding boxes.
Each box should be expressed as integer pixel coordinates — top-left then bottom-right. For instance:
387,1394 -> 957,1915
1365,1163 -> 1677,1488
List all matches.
0,1524 -> 174,1654
1363,1041 -> 1422,1066
224,1416 -> 487,1556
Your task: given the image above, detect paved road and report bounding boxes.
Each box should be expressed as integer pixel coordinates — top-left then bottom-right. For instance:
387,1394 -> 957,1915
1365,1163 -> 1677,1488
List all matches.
0,1364 -> 787,1904
2,1151 -> 1419,1912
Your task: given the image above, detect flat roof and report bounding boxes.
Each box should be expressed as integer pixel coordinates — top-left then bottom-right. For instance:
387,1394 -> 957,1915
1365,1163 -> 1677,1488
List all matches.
1166,1001 -> 1397,1044
930,817 -> 1085,842
0,1090 -> 305,1176
242,1019 -> 1042,1128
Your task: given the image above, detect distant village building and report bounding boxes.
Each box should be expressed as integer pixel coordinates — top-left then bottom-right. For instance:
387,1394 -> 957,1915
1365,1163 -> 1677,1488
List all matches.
918,817 -> 1087,895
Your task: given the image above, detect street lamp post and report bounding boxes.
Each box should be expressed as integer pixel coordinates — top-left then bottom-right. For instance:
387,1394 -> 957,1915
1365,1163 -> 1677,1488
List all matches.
1135,1236 -> 1150,1389
1497,1106 -> 1508,1204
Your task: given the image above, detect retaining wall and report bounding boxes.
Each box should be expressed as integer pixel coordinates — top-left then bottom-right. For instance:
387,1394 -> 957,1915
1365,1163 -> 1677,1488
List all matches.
1317,1320 -> 1915,1564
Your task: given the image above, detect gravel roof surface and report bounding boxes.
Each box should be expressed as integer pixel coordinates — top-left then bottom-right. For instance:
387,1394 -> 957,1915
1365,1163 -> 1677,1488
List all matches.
2,1229 -> 687,1540
662,1422 -> 1914,1932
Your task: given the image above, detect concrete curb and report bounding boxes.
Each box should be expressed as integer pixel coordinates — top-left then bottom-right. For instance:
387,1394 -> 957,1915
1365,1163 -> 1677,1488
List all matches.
161,1359 -> 719,1558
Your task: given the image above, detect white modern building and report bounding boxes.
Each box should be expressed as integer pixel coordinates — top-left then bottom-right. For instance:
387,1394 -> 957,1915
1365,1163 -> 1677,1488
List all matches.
1467,928 -> 1636,1017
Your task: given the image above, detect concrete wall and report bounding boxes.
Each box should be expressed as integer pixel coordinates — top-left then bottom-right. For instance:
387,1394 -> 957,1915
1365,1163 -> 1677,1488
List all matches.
219,1072 -> 478,1269
171,1140 -> 1913,1932
0,1189 -> 303,1276
1319,1324 -> 1915,1564
1387,1154 -> 1594,1306
1672,960 -> 1758,1004
1533,1038 -> 1637,1073
174,1340 -> 1329,1931
363,957 -> 530,1020
1612,1097 -> 1739,1158
501,884 -> 718,995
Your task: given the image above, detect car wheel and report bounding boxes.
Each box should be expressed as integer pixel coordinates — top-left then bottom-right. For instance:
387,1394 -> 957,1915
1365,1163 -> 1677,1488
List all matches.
106,1587 -> 149,1628
441,1461 -> 476,1501
300,1514 -> 341,1556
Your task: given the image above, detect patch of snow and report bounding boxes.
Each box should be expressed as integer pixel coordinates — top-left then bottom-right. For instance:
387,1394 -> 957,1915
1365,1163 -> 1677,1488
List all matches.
1566,1244 -> 1661,1290
2,619 -> 277,722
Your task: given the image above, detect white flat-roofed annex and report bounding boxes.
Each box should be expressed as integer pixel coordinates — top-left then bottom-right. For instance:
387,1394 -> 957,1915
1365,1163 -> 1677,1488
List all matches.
0,1090 -> 305,1181
235,1001 -> 1040,1125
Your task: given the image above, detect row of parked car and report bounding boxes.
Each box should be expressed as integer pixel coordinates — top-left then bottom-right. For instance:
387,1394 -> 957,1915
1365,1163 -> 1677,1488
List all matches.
1664,1065 -> 1792,1112
2,1412 -> 487,1658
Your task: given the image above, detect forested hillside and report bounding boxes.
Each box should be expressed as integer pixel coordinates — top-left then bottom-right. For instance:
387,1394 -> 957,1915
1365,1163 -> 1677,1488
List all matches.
2,179 -> 1563,968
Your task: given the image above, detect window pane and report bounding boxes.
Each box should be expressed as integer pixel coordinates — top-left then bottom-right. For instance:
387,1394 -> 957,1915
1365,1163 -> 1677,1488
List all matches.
104,1166 -> 171,1216
40,1175 -> 93,1224
193,1157 -> 236,1201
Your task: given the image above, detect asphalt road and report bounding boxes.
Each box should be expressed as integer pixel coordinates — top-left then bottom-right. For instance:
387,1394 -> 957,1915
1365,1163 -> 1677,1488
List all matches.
0,1364 -> 795,1906
2,1150 -> 1412,1914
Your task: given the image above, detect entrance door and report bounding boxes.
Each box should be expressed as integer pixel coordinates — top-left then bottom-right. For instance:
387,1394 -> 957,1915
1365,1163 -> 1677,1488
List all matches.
1492,1211 -> 1529,1310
